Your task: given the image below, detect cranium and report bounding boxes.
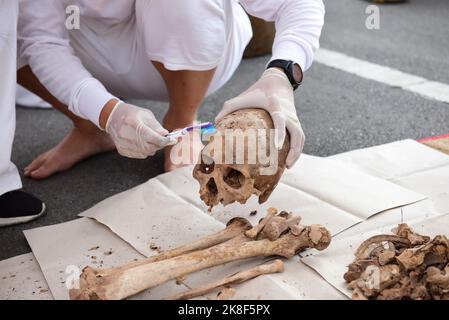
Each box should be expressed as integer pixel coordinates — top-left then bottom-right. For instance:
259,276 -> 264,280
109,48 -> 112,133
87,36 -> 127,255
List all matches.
193,108 -> 290,210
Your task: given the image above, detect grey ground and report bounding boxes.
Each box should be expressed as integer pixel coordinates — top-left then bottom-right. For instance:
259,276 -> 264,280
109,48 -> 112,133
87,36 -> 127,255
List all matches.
2,0 -> 449,260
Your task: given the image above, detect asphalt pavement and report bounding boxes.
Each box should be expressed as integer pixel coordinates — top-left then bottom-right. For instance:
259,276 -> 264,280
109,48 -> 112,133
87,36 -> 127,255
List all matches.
2,0 -> 449,260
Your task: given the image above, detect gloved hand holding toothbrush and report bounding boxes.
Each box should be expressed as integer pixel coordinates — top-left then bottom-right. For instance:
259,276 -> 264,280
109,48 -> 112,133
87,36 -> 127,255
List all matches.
100,99 -> 175,159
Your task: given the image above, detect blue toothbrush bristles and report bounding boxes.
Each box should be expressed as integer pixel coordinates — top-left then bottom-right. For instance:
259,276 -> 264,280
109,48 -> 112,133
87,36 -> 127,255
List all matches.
185,122 -> 214,132
167,122 -> 216,138
185,122 -> 216,135
200,123 -> 216,135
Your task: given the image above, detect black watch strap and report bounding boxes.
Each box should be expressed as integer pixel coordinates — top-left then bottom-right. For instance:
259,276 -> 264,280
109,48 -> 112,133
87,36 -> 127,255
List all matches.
266,59 -> 302,90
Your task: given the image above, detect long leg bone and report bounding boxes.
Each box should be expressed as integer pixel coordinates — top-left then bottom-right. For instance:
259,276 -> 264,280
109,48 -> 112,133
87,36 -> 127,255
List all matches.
70,214 -> 330,300
164,259 -> 285,300
113,217 -> 251,272
149,217 -> 252,260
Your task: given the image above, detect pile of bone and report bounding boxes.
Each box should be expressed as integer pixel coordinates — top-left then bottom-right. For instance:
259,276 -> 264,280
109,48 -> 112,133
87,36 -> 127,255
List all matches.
345,224 -> 449,300
70,208 -> 331,300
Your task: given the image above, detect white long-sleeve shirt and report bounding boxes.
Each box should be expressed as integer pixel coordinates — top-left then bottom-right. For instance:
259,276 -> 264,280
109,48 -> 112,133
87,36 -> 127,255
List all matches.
18,0 -> 324,127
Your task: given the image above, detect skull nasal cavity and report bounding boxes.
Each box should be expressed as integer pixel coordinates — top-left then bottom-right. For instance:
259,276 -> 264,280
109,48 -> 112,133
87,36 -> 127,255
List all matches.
206,178 -> 218,195
224,168 -> 245,189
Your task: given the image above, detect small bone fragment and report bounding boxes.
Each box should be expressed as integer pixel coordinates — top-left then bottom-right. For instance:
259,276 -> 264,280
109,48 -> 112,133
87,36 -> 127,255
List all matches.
261,215 -> 301,241
245,208 -> 277,239
175,276 -> 186,285
349,264 -> 401,298
396,244 -> 429,271
378,250 -> 396,266
392,224 -> 430,245
427,265 -> 449,289
396,235 -> 448,271
355,235 -> 410,259
164,259 -> 284,300
216,287 -> 236,300
344,261 -> 367,283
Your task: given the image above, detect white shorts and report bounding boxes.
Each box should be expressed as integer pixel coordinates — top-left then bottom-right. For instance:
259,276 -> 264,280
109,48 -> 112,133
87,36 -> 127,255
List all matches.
58,0 -> 252,102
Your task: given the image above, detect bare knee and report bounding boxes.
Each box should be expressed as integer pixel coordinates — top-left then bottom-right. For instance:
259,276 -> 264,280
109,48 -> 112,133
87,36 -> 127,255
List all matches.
152,62 -> 216,110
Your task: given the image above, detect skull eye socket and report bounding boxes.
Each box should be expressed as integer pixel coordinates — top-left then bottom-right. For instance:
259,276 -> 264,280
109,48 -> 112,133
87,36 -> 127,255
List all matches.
223,168 -> 245,189
199,155 -> 215,174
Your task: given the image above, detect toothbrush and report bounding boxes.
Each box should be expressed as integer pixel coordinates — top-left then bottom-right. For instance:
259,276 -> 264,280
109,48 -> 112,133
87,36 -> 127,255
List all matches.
166,122 -> 216,140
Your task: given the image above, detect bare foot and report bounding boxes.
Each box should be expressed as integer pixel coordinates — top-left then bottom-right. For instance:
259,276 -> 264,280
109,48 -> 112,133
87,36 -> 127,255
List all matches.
164,131 -> 204,172
24,125 -> 115,180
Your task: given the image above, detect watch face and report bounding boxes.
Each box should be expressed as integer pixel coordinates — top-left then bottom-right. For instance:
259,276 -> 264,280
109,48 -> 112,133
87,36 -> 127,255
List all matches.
292,64 -> 303,83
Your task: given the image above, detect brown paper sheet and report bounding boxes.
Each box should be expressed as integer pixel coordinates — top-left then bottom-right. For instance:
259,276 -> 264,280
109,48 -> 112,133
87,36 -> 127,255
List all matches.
0,253 -> 52,300
21,142 -> 446,300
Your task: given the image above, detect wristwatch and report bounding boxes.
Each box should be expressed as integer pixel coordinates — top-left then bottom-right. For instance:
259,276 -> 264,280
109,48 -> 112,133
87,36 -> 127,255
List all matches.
266,59 -> 303,90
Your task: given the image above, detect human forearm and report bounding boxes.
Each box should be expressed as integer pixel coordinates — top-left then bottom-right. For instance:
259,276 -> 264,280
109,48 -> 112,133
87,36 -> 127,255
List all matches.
240,0 -> 325,72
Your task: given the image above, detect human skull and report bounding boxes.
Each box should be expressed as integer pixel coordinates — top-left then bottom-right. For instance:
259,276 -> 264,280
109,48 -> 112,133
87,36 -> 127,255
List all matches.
193,108 -> 290,210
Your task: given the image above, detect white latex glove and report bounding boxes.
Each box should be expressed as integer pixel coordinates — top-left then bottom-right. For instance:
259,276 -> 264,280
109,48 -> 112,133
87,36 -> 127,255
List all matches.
105,101 -> 175,159
216,68 -> 305,168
